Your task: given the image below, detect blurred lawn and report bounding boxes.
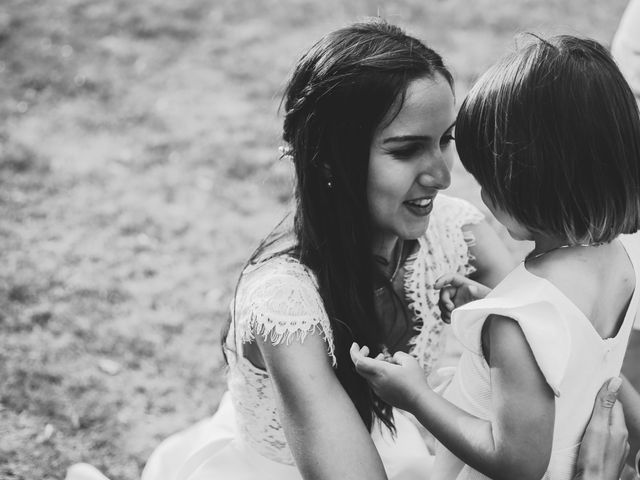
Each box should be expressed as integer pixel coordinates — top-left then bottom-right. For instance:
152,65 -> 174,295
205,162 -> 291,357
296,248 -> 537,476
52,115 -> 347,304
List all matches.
0,0 -> 629,478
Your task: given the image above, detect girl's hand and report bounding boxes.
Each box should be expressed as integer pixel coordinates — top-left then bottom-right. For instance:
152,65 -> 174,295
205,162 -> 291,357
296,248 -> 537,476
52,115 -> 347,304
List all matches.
350,343 -> 429,412
435,273 -> 491,323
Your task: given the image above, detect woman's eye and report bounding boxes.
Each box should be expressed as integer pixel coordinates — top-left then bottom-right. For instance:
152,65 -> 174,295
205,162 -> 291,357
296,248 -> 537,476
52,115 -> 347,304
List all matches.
389,145 -> 420,159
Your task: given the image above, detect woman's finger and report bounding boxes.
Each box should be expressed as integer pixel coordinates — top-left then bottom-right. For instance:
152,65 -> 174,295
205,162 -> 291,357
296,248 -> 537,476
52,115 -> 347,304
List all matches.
610,401 -> 627,435
587,377 -> 622,431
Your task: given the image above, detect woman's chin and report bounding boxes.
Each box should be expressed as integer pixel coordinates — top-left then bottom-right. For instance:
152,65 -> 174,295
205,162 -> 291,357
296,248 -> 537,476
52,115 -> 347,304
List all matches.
400,220 -> 430,240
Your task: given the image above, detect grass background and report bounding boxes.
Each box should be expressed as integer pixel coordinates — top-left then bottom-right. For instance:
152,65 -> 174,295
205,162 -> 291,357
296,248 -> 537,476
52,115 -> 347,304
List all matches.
0,0 -> 630,478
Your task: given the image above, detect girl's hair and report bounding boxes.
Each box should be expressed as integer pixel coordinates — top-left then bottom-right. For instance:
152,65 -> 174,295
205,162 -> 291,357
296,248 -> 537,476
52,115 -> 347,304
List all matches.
224,19 -> 453,432
456,35 -> 640,244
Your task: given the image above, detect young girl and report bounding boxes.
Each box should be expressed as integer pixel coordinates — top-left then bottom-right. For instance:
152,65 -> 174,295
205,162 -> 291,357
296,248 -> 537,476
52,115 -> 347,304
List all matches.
352,35 -> 640,480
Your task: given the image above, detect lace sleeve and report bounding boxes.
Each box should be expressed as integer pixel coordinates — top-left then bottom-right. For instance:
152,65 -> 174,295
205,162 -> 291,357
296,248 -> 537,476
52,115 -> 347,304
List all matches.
233,256 -> 336,365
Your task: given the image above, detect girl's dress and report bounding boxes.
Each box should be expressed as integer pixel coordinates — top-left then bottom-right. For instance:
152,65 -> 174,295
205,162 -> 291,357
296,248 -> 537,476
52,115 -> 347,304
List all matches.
433,234 -> 640,480
67,194 -> 483,480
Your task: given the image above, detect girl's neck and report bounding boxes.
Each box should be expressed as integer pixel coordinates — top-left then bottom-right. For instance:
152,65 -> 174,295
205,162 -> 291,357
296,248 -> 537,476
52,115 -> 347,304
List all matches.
528,235 -> 607,262
530,236 -> 565,257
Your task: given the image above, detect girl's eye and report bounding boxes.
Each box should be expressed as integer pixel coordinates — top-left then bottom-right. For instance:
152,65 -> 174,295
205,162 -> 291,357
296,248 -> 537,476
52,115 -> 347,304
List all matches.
440,134 -> 455,147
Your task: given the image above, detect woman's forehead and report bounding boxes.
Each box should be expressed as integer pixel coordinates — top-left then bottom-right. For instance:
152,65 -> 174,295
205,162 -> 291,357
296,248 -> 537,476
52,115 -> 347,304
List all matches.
377,76 -> 455,139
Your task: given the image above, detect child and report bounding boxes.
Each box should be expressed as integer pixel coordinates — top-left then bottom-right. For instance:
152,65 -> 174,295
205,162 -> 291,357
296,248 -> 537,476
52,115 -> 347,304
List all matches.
351,35 -> 640,480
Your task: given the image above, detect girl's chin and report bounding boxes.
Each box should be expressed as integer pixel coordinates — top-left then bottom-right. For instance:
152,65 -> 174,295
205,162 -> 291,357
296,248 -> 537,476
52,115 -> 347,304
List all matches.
507,230 -> 532,242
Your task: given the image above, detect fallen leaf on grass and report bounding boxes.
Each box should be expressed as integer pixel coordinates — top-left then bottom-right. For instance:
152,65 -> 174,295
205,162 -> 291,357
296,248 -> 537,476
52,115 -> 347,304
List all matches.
36,423 -> 54,443
98,359 -> 122,375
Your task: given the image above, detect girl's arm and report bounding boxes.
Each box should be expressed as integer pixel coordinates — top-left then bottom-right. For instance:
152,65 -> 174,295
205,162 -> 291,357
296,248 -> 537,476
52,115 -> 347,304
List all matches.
352,314 -> 555,480
464,220 -> 515,288
257,332 -> 388,480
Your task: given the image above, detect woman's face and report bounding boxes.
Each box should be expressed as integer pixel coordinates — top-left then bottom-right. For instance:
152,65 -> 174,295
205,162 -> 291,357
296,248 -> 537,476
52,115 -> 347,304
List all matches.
367,75 -> 456,257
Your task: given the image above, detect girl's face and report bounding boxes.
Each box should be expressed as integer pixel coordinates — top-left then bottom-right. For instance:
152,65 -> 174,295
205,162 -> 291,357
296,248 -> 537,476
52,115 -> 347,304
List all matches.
480,188 -> 532,241
367,75 -> 455,257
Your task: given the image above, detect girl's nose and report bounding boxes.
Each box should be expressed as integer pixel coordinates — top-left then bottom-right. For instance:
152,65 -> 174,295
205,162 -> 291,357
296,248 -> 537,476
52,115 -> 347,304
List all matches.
418,154 -> 451,190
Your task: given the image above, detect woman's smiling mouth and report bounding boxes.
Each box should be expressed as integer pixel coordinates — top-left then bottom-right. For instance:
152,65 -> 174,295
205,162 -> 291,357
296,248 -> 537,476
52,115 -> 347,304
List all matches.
403,196 -> 434,216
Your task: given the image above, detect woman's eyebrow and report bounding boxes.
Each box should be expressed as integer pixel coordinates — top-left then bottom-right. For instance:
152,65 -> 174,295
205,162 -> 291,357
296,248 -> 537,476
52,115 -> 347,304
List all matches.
382,122 -> 456,144
382,135 -> 429,144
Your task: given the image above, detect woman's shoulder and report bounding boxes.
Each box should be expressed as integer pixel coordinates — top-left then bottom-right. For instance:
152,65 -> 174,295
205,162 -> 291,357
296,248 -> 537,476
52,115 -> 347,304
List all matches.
430,194 -> 484,228
415,194 -> 486,275
237,254 -> 322,316
242,253 -> 315,286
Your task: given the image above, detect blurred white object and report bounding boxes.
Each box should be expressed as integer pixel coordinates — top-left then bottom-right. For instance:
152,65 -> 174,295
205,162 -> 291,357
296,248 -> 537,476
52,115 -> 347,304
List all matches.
612,0 -> 640,102
65,463 -> 110,480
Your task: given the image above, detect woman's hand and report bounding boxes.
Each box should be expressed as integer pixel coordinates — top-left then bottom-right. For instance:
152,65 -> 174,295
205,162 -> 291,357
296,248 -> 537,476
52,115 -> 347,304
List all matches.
435,273 -> 491,323
350,343 -> 429,412
574,377 -> 630,480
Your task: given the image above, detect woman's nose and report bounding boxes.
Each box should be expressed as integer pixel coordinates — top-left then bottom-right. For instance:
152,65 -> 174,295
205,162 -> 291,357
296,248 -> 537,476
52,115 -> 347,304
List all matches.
418,154 -> 451,190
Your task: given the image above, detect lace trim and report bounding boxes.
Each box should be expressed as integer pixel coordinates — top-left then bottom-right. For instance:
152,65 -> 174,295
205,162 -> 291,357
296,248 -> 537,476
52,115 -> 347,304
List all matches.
403,242 -> 426,351
403,195 -> 484,373
242,310 -> 336,366
462,228 -> 479,276
404,236 -> 446,373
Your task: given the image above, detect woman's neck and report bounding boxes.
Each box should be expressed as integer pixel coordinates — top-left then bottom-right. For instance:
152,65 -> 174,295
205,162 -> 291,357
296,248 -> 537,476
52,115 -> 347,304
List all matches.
372,235 -> 400,263
372,237 -> 403,281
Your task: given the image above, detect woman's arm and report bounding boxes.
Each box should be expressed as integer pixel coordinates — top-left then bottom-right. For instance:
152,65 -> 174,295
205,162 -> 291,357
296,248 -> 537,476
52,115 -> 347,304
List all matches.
574,378 -> 630,480
352,314 -> 555,480
619,376 -> 640,470
257,332 -> 388,480
622,329 -> 640,396
464,220 -> 516,288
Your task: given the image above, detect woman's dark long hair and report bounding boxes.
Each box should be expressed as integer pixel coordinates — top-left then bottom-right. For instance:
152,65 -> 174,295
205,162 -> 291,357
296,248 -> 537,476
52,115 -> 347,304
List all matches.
224,19 -> 453,432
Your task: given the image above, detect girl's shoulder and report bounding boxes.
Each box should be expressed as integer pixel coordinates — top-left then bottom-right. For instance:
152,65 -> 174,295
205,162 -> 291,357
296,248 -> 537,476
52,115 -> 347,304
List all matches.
451,267 -> 570,395
233,254 -> 336,364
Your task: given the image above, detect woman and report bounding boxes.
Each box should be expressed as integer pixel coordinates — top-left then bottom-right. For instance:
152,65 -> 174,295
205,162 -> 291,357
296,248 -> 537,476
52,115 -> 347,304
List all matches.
198,19 -> 509,480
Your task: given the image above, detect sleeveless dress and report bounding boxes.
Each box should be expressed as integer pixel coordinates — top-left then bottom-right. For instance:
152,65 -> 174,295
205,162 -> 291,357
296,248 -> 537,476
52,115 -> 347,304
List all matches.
66,194 -> 484,480
432,234 -> 640,480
